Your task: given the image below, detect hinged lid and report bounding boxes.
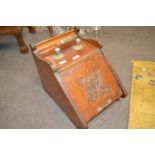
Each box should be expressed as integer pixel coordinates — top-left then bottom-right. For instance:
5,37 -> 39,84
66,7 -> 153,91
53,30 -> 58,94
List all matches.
32,28 -> 102,72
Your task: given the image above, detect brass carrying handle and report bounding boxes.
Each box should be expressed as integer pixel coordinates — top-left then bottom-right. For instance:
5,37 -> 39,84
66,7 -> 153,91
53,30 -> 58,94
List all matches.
56,35 -> 78,47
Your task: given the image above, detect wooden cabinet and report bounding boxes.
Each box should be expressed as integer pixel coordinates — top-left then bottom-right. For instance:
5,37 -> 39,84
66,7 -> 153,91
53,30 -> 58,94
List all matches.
30,28 -> 127,128
0,26 -> 35,53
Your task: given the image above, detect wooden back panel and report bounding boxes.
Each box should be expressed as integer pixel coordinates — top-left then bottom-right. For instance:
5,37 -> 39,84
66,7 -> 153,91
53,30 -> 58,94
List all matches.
34,28 -> 79,52
33,28 -> 101,72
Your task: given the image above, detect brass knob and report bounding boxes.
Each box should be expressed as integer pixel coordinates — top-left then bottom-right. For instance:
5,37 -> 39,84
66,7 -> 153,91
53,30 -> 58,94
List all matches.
53,47 -> 64,60
73,38 -> 83,50
75,38 -> 81,47
54,47 -> 61,55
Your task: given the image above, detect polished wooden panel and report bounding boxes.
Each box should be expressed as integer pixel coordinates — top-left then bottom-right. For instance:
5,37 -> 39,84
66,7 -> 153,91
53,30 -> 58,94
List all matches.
59,53 -> 123,121
34,29 -> 79,52
31,48 -> 87,128
40,40 -> 98,72
31,28 -> 127,128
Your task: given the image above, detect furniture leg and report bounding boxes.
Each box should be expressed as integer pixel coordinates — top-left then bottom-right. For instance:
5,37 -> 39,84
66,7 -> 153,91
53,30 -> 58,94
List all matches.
14,27 -> 28,54
47,26 -> 54,37
27,26 -> 36,33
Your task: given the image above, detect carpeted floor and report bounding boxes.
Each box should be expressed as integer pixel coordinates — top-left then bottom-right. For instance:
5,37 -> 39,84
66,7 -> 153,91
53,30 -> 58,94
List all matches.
0,27 -> 155,129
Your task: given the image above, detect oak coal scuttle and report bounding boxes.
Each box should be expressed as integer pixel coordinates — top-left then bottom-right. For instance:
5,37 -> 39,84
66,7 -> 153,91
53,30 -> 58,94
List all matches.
30,28 -> 127,128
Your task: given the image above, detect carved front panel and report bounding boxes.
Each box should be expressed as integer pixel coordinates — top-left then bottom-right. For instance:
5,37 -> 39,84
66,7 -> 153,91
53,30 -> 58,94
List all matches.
59,53 -> 123,121
79,70 -> 110,104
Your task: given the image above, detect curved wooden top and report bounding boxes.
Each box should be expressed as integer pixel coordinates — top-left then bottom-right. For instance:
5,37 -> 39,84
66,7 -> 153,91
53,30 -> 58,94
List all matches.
31,28 -> 103,72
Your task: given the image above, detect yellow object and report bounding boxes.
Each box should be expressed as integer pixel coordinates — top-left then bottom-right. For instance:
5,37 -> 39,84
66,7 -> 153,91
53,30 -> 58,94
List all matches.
52,53 -> 64,60
128,61 -> 155,129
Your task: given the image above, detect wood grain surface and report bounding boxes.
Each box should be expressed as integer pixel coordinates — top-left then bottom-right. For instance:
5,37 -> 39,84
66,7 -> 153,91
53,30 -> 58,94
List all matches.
31,28 -> 126,128
59,53 -> 123,121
